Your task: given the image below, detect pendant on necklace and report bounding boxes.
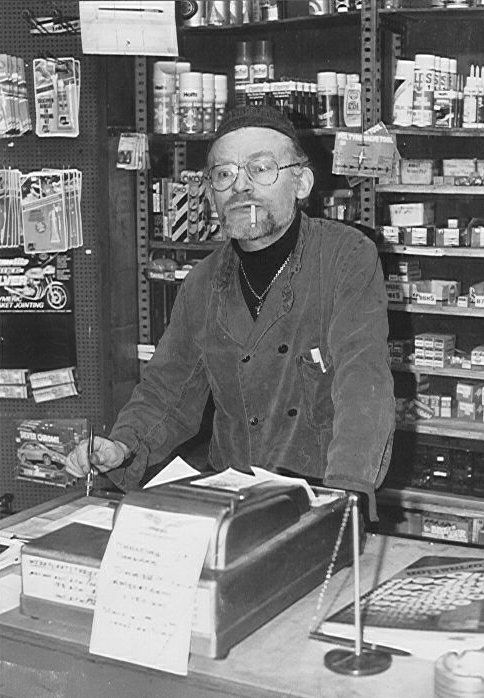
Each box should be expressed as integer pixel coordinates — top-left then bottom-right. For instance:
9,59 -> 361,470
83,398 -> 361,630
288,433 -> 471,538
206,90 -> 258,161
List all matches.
255,301 -> 263,316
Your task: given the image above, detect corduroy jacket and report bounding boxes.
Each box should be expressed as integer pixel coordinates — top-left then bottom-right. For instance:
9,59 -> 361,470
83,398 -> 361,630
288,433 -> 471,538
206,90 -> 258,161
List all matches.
109,212 -> 395,519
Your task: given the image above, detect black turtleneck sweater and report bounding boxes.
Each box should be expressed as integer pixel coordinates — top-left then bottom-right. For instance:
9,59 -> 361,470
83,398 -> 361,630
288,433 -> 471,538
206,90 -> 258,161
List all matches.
232,210 -> 300,320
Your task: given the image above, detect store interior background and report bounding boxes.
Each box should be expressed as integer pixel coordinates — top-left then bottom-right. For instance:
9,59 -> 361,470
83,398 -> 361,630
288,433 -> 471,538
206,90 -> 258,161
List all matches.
0,1 -> 483,546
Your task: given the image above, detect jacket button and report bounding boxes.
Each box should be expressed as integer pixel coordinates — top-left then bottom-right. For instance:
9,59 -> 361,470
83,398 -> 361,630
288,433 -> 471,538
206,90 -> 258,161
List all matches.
249,416 -> 259,426
278,344 -> 288,354
287,408 -> 298,417
241,355 -> 250,362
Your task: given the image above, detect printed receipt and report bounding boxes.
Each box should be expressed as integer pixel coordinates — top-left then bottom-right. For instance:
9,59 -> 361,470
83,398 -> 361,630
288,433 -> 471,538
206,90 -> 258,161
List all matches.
89,503 -> 215,675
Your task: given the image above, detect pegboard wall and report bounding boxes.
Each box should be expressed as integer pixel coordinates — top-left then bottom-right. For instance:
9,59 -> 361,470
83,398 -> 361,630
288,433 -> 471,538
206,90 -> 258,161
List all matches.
0,0 -> 112,511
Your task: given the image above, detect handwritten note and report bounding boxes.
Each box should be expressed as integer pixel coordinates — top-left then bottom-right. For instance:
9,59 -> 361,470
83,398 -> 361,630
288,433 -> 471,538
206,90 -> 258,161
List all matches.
22,557 -> 98,609
89,504 -> 215,675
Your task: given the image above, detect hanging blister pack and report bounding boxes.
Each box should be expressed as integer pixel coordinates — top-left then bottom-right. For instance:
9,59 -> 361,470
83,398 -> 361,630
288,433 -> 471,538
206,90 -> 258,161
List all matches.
21,171 -> 68,253
0,54 -> 32,136
33,57 -> 80,137
20,169 -> 83,253
0,169 -> 22,247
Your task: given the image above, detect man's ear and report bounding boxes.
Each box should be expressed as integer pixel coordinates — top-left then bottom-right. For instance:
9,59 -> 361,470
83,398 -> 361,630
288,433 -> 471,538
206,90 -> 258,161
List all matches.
295,166 -> 314,201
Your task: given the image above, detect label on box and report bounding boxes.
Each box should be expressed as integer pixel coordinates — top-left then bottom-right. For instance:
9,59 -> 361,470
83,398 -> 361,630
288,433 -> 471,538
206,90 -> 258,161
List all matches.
415,292 -> 437,305
380,226 -> 400,244
422,515 -> 470,543
0,369 -> 28,385
435,228 -> 460,247
474,295 -> 484,307
458,295 -> 470,307
0,385 -> 28,399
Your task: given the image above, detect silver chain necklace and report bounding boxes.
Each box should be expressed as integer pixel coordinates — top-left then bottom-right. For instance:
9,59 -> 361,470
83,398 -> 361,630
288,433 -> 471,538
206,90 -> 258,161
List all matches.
239,253 -> 292,317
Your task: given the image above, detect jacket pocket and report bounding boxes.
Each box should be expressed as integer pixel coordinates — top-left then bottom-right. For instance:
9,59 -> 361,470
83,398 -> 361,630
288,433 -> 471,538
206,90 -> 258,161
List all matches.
297,353 -> 334,430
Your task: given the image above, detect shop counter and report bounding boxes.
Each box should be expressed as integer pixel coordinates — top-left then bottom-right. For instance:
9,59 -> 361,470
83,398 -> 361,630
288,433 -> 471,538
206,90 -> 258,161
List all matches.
0,492 -> 482,698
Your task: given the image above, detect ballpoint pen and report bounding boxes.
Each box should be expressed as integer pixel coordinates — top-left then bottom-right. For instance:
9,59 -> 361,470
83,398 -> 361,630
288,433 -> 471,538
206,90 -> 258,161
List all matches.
309,631 -> 412,657
86,424 -> 95,497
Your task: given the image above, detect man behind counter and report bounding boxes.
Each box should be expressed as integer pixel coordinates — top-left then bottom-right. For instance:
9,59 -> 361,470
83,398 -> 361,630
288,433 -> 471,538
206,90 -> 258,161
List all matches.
66,105 -> 395,520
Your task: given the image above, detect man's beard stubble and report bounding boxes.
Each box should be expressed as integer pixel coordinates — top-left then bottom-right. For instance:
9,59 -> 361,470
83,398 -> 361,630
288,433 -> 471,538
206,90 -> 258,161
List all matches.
220,200 -> 296,242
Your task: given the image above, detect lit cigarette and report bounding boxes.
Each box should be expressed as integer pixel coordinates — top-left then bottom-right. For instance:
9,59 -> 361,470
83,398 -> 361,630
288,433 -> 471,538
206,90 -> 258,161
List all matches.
310,347 -> 327,373
250,204 -> 257,227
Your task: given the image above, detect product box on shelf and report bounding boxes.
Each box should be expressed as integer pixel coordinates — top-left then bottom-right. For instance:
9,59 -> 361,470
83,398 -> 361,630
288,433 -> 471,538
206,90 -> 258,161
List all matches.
400,159 -> 434,185
413,280 -> 461,305
403,226 -> 435,246
442,159 -> 484,179
434,228 -> 460,247
465,218 -> 484,248
456,401 -> 484,422
455,382 -> 484,405
389,202 -> 435,227
414,333 -> 456,350
378,225 -> 401,244
385,280 -> 415,303
471,346 -> 484,367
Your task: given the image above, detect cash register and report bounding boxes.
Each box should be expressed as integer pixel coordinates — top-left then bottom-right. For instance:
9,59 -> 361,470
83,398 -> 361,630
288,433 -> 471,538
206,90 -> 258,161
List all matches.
20,474 -> 355,658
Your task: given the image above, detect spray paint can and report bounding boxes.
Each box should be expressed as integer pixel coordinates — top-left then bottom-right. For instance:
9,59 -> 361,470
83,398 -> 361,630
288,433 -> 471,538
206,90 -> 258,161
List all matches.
179,72 -> 204,134
317,71 -> 338,128
214,74 -> 228,128
202,73 -> 215,133
206,0 -> 229,25
412,54 -> 435,127
153,67 -> 176,134
392,59 -> 414,127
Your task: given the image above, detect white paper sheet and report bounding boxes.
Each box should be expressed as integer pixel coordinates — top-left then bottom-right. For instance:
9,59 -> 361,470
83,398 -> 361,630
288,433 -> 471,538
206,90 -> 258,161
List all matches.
190,467 -> 269,492
79,1 -> 178,56
0,537 -> 23,570
143,456 -> 199,489
67,504 -> 115,530
89,503 -> 215,675
191,466 -> 321,503
0,573 -> 21,613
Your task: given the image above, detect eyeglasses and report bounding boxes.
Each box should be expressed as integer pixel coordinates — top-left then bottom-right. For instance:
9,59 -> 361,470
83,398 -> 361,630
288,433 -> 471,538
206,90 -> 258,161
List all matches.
207,156 -> 306,192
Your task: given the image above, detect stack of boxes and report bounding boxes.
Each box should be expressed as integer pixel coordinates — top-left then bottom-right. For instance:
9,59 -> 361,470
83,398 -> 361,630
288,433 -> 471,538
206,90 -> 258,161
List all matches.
152,171 -> 221,243
414,333 -> 456,368
456,381 -> 484,422
385,258 -> 421,303
388,338 -> 413,365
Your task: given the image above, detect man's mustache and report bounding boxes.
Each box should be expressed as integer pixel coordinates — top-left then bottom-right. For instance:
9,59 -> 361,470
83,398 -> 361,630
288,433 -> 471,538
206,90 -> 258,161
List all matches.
224,196 -> 260,209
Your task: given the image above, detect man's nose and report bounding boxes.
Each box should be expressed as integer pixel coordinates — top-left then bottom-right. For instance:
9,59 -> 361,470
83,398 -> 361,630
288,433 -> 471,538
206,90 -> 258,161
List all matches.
232,165 -> 253,193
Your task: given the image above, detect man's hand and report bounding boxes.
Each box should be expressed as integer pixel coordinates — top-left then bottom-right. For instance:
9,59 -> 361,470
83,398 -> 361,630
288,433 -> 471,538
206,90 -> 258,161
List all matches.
66,436 -> 130,478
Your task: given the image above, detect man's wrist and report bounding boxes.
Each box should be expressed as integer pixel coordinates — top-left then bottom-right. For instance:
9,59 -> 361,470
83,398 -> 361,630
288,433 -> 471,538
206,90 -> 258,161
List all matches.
114,440 -> 131,460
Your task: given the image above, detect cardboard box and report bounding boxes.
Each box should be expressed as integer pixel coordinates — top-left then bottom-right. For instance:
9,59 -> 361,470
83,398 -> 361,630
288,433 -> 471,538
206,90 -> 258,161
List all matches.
403,227 -> 435,246
389,202 -> 435,227
471,345 -> 484,366
455,382 -> 483,404
413,280 -> 461,304
442,159 -> 484,177
378,226 -> 401,244
414,333 -> 455,351
457,401 -> 484,421
400,160 -> 434,185
435,228 -> 460,247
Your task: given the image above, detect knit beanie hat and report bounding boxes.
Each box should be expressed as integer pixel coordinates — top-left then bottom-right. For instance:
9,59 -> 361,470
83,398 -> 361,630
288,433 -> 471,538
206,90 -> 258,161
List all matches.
213,104 -> 299,144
